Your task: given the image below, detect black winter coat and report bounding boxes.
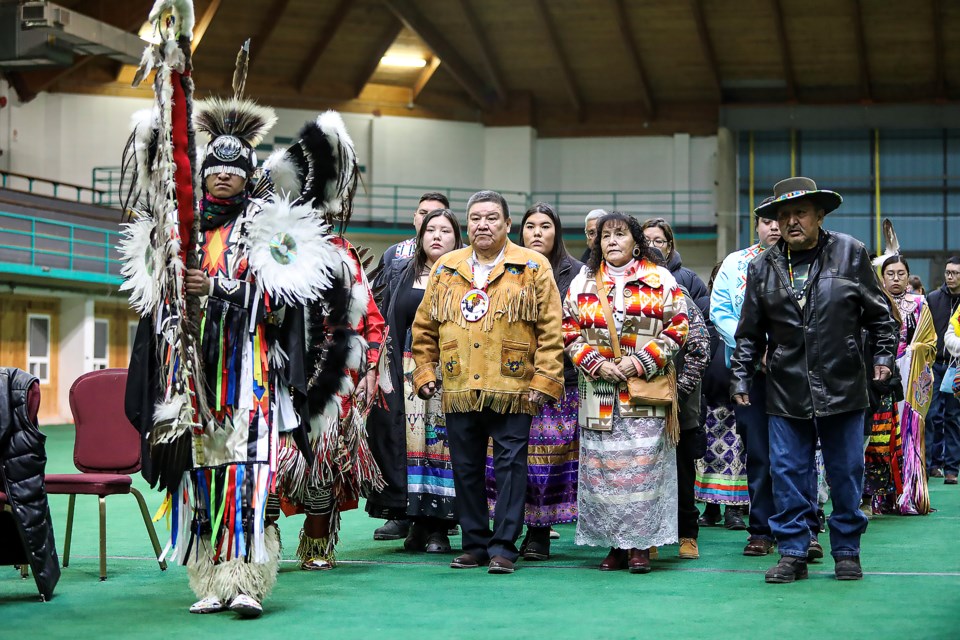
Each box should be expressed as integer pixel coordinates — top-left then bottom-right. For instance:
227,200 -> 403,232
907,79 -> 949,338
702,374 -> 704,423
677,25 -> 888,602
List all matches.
927,284 -> 960,364
0,368 -> 60,600
364,258 -> 419,517
665,250 -> 710,317
730,231 -> 898,420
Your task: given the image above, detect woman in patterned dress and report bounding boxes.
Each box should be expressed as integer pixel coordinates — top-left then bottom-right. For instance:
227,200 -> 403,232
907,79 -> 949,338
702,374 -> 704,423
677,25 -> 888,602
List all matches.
562,212 -> 689,574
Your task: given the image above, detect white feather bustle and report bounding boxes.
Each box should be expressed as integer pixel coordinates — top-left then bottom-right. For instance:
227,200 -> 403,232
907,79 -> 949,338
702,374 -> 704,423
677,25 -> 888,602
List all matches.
245,198 -> 349,306
315,110 -> 357,213
263,148 -> 302,199
118,216 -> 162,316
347,282 -> 369,328
186,525 -> 280,602
130,109 -> 158,203
345,334 -> 367,373
148,0 -> 195,40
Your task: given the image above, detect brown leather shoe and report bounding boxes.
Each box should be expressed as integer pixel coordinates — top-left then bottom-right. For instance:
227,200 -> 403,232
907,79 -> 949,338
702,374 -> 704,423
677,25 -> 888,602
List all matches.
450,553 -> 481,569
743,537 -> 775,556
945,474 -> 958,485
678,538 -> 700,559
628,548 -> 651,574
488,556 -> 515,574
599,547 -> 627,571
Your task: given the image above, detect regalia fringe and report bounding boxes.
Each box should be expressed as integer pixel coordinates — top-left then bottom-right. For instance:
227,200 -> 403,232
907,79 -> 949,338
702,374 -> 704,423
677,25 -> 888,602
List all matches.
429,281 -> 540,331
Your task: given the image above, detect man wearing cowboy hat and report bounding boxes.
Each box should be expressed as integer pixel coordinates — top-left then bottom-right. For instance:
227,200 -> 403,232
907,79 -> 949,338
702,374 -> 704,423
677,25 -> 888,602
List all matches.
730,177 -> 898,584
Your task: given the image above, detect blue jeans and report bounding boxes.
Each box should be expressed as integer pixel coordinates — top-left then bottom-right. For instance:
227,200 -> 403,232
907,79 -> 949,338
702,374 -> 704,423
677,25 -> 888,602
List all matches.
927,363 -> 960,475
735,375 -> 819,541
769,410 -> 868,559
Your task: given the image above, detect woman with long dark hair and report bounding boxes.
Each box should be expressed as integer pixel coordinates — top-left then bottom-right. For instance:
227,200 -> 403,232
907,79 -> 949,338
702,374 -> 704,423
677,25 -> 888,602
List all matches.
564,211 -> 689,573
484,202 -> 583,560
863,254 -> 936,515
365,209 -> 464,551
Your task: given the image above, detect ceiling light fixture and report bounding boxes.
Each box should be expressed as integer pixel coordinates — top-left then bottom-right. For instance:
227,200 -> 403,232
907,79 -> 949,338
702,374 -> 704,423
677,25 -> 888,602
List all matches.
380,54 -> 427,68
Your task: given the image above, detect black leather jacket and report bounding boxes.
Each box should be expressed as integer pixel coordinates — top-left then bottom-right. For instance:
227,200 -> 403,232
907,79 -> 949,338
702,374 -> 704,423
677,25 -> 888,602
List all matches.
730,231 -> 898,420
0,368 -> 60,600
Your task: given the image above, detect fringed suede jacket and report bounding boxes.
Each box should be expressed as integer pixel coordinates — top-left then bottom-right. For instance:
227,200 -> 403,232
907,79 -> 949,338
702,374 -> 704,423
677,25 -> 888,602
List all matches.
562,259 -> 689,431
412,240 -> 565,415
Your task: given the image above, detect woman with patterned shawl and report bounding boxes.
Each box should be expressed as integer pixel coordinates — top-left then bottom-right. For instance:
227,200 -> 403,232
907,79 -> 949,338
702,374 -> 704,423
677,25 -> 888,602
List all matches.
864,247 -> 936,515
562,212 -> 688,574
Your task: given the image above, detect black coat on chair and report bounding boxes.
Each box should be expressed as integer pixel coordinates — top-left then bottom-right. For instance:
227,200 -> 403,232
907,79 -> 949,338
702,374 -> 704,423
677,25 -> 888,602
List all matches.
0,367 -> 60,601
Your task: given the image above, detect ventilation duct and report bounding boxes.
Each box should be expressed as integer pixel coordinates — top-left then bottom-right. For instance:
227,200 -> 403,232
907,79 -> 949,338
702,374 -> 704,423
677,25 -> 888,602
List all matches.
0,0 -> 144,69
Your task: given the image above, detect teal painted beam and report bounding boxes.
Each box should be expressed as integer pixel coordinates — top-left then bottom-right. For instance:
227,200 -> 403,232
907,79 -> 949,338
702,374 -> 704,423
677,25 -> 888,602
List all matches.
0,263 -> 123,286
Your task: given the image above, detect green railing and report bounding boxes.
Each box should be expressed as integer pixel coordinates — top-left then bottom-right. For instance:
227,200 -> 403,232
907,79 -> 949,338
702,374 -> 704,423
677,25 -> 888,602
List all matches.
91,167 -> 717,232
0,211 -> 122,285
2,170 -> 107,205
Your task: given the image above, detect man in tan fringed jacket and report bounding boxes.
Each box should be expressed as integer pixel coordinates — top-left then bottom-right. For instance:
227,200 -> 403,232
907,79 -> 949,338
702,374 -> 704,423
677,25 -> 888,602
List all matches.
412,190 -> 565,574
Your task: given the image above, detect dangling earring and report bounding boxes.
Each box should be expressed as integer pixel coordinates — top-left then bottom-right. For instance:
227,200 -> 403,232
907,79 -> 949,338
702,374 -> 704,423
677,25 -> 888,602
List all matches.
632,246 -> 641,258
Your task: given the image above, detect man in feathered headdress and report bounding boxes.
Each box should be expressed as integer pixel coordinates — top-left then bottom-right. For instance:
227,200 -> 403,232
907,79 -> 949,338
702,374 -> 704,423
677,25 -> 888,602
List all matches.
265,113 -> 386,572
122,4 -> 361,618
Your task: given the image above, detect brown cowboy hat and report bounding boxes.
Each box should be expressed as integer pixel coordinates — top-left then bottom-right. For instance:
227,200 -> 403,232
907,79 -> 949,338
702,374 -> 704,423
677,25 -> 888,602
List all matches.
754,177 -> 842,220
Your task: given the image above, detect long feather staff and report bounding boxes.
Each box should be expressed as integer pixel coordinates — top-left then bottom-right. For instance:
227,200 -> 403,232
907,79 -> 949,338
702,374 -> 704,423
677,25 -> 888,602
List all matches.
119,0 -> 210,490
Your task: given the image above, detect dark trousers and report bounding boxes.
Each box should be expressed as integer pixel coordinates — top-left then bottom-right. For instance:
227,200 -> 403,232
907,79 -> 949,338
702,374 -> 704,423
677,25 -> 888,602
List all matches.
446,408 -> 531,562
735,374 -> 819,541
769,410 -> 868,558
927,363 -> 960,475
676,428 -> 701,540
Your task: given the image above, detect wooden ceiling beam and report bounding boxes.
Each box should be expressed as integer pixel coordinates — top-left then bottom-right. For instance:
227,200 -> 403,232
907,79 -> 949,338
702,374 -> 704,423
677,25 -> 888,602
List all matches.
608,0 -> 655,117
850,0 -> 872,102
191,0 -> 223,54
411,56 -> 441,103
296,0 -> 353,93
457,0 -> 507,104
689,0 -> 722,101
382,0 -> 498,109
932,0 -> 946,99
351,18 -> 404,98
769,0 -> 798,102
532,0 -> 582,118
248,0 -> 292,71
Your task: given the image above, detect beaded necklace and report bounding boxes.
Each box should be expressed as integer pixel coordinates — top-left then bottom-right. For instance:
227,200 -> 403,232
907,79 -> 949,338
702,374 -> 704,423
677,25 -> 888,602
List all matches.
786,247 -> 810,301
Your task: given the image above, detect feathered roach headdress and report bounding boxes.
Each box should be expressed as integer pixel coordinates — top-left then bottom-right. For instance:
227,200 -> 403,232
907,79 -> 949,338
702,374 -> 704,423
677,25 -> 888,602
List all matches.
263,111 -> 360,231
194,40 -> 277,184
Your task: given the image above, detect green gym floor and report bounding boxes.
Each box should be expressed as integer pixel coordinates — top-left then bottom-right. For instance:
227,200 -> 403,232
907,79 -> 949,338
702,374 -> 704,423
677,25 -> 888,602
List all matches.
3,425 -> 958,639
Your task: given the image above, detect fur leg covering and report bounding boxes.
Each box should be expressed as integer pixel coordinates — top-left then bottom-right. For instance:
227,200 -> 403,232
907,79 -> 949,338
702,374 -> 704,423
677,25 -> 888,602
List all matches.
186,525 -> 281,602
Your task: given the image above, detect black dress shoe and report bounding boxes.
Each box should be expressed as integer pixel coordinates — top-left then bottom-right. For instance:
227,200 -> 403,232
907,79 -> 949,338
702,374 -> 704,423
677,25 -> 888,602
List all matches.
521,526 -> 551,561
765,556 -> 808,583
723,506 -> 747,530
450,553 -> 482,569
488,556 -> 515,574
374,519 -> 410,541
425,532 -> 452,554
698,504 -> 722,527
403,522 -> 429,552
